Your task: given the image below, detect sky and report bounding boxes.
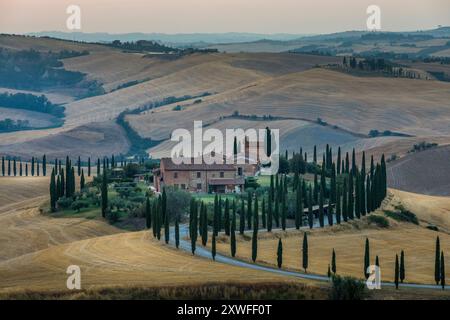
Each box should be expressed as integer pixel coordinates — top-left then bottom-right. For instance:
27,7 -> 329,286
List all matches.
1,0 -> 449,35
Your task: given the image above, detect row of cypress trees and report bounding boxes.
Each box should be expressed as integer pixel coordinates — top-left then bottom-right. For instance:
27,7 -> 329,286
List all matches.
49,157 -> 78,212
1,155 -> 47,177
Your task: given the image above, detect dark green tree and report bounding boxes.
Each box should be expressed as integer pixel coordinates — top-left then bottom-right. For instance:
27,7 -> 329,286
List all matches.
49,168 -> 56,212
42,155 -> 47,176
239,200 -> 245,234
261,197 -> 267,229
230,203 -> 236,257
175,217 -> 180,249
277,238 -> 283,269
441,251 -> 446,290
224,198 -> 230,236
435,236 -> 441,285
302,233 -> 308,272
101,171 -> 108,218
394,254 -> 400,289
400,250 -> 405,283
87,157 -> 91,177
307,188 -> 313,229
331,249 -> 337,274
364,238 -> 370,279
247,191 -> 252,230
145,197 -> 151,229
80,169 -> 85,191
212,234 -> 216,261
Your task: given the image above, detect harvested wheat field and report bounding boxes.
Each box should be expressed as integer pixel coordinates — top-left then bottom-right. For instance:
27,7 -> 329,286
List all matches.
0,177 -> 119,262
214,222 -> 448,285
387,145 -> 450,196
0,231 -> 297,293
212,191 -> 449,285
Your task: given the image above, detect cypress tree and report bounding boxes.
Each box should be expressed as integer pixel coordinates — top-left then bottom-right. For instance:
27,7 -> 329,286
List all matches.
395,254 -> 400,289
145,197 -> 151,229
274,192 -> 280,228
336,187 -> 341,224
361,152 -> 366,215
77,156 -> 81,176
302,233 -> 308,272
156,198 -> 162,240
175,217 -> 180,249
348,174 -> 354,219
261,197 -> 267,229
247,191 -> 252,230
60,168 -> 65,196
375,255 -> 380,267
355,172 -> 361,219
213,194 -> 219,236
31,157 -> 34,176
56,174 -> 61,199
308,188 -> 313,229
224,198 -> 230,236
71,167 -> 75,196
25,163 -> 28,176
295,182 -> 303,229
351,148 -> 356,175
43,155 -> 47,176
1,157 -> 4,176
251,220 -> 258,263
80,169 -> 85,191
97,158 -> 101,176
239,199 -> 245,234
19,161 -> 22,176
345,152 -> 349,174
327,199 -> 334,226
267,192 -> 273,232
435,236 -> 441,285
36,159 -> 40,176
201,203 -> 208,246
164,199 -> 170,244
101,171 -> 108,218
337,147 -> 341,175
277,238 -> 283,269
13,159 -> 16,176
331,249 -> 337,274
162,188 -> 167,223
281,192 -> 286,230
327,265 -> 332,278
342,177 -> 348,222
313,145 -> 317,164
87,157 -> 91,177
400,250 -> 405,283
318,186 -> 324,228
441,251 -> 446,290
211,234 -> 216,261
313,172 -> 318,204
230,202 -> 236,257
254,194 -> 259,230
190,199 -> 197,255
8,159 -> 11,176
366,176 -> 372,213
49,168 -> 56,212
364,238 -> 370,279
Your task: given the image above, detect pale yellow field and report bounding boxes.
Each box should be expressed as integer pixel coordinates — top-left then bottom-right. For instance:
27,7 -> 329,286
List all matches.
0,175 -> 296,294
212,191 -> 450,285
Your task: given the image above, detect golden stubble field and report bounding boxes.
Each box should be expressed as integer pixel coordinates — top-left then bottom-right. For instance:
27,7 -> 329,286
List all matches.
212,191 -> 450,285
0,176 -> 297,294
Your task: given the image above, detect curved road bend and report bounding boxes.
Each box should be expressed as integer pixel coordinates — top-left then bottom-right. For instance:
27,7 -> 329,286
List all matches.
169,224 -> 444,291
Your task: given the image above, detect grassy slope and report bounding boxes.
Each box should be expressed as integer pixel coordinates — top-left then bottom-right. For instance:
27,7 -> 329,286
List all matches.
212,191 -> 449,285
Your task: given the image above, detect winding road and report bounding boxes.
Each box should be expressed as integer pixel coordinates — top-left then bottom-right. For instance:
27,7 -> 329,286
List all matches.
170,224 -> 445,291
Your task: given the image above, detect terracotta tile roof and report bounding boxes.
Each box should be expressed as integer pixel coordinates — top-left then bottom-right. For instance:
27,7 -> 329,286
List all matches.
161,158 -> 236,171
208,178 -> 245,186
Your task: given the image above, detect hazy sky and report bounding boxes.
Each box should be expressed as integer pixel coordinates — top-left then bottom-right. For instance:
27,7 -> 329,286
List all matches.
1,0 -> 449,34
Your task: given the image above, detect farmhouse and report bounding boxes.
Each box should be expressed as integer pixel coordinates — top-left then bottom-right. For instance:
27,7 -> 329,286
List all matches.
154,157 -> 258,193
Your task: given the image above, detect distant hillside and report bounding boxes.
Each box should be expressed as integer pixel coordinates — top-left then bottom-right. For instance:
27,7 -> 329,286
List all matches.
27,31 -> 309,46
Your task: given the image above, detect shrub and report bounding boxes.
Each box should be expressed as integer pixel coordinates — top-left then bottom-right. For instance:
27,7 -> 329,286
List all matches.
71,200 -> 90,212
329,276 -> 367,300
107,210 -> 120,224
367,215 -> 389,228
56,197 -> 73,209
384,205 -> 419,225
